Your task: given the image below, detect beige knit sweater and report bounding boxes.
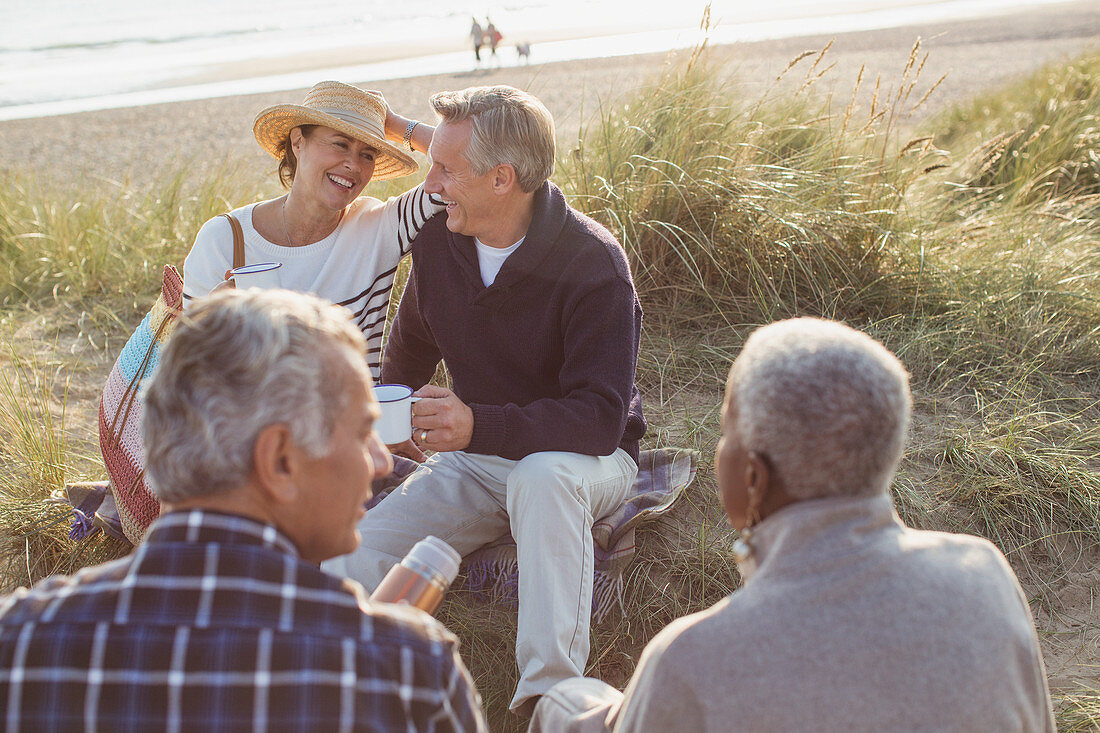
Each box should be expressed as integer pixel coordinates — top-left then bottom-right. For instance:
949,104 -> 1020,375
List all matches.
612,494 -> 1055,732
532,494 -> 1056,732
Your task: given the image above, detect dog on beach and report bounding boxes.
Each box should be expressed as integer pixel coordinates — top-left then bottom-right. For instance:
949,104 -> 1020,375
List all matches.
516,41 -> 531,63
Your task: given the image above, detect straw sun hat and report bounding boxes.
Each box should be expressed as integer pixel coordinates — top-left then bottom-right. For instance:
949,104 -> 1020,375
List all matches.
253,81 -> 418,181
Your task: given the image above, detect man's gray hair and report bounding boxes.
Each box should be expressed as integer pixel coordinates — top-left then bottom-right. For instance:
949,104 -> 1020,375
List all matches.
142,289 -> 368,503
728,318 -> 911,499
430,85 -> 555,192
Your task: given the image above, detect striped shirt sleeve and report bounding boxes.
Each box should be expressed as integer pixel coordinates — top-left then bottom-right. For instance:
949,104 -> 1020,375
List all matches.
395,184 -> 445,256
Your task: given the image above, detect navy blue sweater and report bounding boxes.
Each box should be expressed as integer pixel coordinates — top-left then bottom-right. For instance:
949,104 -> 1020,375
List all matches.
382,181 -> 646,462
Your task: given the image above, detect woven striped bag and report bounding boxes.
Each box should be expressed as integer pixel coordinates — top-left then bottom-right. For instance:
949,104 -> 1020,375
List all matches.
98,215 -> 244,543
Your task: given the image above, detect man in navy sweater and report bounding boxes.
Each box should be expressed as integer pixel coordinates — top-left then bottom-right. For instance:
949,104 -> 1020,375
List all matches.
323,85 -> 647,714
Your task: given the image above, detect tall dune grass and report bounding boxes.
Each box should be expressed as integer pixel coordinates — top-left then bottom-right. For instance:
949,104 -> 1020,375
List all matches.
0,339 -> 129,589
0,165 -> 267,312
559,42 -> 949,327
935,52 -> 1100,207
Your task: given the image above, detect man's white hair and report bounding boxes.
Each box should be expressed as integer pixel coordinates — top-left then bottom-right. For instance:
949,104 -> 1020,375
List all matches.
142,289 -> 368,503
430,85 -> 555,193
728,317 -> 912,499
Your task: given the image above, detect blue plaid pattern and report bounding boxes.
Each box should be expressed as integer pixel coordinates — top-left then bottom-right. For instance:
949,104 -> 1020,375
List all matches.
0,510 -> 486,732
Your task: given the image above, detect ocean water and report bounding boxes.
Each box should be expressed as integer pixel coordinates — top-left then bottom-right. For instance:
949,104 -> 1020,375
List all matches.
0,0 -> 1064,119
0,0 -> 715,106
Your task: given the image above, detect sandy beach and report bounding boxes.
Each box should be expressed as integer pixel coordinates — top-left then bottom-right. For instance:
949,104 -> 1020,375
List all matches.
3,0 -> 1098,184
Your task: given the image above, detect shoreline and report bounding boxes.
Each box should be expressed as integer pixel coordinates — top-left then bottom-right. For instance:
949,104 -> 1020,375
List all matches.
0,0 -> 1074,122
4,1 -> 1098,183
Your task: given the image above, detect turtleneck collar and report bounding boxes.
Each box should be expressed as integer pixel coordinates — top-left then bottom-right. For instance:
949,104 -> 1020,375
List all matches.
740,493 -> 902,583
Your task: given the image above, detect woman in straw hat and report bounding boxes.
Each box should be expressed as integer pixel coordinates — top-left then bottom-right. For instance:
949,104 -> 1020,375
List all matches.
182,80 -> 439,380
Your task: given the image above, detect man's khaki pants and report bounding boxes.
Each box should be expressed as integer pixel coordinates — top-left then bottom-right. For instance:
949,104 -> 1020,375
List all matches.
322,449 -> 638,712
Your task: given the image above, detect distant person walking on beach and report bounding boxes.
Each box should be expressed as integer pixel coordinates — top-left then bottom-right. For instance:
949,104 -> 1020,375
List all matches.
470,17 -> 484,62
486,18 -> 502,62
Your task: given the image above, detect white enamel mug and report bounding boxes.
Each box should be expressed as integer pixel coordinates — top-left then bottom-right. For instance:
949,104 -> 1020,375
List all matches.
373,384 -> 421,445
230,262 -> 282,290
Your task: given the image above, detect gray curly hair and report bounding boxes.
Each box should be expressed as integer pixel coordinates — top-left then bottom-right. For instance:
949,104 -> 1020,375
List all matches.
728,318 -> 912,499
142,289 -> 368,503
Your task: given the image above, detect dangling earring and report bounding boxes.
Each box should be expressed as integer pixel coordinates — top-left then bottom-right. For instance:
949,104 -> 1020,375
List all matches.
732,508 -> 762,575
732,526 -> 754,564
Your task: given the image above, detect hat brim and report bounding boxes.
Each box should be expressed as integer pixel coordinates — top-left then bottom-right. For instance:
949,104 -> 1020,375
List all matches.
253,104 -> 419,181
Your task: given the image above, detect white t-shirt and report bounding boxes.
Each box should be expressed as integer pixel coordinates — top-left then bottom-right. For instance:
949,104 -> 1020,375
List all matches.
474,236 -> 524,287
183,185 -> 442,378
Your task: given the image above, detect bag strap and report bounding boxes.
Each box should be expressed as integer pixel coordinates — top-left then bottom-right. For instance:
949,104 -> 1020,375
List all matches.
220,213 -> 246,270
107,308 -> 178,448
108,216 -> 245,462
111,215 -> 243,447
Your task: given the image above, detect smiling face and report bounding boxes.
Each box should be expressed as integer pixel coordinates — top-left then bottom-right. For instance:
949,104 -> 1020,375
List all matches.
423,119 -> 500,240
287,346 -> 392,563
290,125 -> 377,211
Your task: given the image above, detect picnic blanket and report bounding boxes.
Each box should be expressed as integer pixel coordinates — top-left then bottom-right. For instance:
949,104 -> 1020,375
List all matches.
55,481 -> 125,540
369,447 -> 698,621
65,447 -> 698,620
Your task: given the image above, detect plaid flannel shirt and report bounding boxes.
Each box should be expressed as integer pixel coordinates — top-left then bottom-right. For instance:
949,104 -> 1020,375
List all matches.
0,510 -> 486,733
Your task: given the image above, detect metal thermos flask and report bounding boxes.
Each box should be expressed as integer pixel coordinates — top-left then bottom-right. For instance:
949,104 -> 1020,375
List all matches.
370,536 -> 461,615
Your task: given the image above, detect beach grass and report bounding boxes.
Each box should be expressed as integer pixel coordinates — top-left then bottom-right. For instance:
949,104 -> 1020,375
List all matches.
1064,706 -> 1100,732
0,339 -> 130,587
933,50 -> 1100,207
0,41 -> 1098,732
1058,687 -> 1100,732
0,164 -> 267,318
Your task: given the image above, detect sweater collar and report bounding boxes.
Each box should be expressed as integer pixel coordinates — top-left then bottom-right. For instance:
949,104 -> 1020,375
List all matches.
744,493 -> 902,584
449,180 -> 568,293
